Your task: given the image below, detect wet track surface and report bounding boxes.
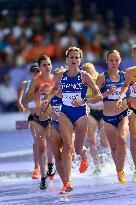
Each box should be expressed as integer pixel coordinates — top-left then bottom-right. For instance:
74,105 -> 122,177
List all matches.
0,177 -> 136,205
0,130 -> 136,205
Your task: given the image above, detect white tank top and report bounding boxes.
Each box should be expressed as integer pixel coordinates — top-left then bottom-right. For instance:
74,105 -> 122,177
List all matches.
25,80 -> 36,108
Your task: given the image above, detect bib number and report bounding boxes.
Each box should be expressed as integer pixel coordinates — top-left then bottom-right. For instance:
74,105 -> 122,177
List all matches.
40,94 -> 45,103
108,87 -> 122,100
62,92 -> 81,106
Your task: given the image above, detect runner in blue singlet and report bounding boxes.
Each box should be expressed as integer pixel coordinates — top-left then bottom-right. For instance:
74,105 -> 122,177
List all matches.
96,50 -> 128,184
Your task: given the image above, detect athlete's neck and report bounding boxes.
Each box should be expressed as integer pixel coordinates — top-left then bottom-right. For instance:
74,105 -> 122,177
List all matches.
67,66 -> 79,77
107,69 -> 119,79
41,72 -> 51,80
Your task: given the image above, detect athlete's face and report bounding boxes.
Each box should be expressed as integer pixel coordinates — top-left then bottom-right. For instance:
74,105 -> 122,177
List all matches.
106,53 -> 121,71
66,51 -> 81,69
40,59 -> 52,74
132,81 -> 136,90
30,71 -> 40,79
54,71 -> 63,83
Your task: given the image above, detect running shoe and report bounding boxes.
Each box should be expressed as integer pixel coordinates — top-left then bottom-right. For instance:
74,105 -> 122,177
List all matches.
47,163 -> 56,178
39,177 -> 48,190
32,167 -> 40,179
132,169 -> 136,182
117,170 -> 127,184
59,181 -> 73,194
79,157 -> 88,173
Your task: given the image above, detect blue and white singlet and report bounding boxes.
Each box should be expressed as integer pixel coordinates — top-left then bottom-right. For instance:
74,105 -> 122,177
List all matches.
60,70 -> 88,124
100,71 -> 126,101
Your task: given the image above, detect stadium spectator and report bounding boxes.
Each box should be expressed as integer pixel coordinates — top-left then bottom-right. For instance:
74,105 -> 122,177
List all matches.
0,73 -> 18,112
23,34 -> 55,64
0,1 -> 136,112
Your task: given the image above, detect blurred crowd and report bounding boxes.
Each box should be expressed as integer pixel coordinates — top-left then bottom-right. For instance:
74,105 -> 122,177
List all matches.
1,1 -> 136,68
0,0 -> 136,112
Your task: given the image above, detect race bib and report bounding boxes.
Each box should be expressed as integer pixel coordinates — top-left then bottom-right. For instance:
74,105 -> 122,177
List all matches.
40,94 -> 45,103
127,109 -> 133,116
62,92 -> 81,106
52,105 -> 61,116
130,86 -> 136,97
108,87 -> 126,100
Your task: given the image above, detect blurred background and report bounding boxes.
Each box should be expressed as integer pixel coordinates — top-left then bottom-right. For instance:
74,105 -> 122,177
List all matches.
0,0 -> 136,116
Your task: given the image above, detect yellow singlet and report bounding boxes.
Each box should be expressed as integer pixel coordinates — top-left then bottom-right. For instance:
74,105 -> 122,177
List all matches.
86,78 -> 97,98
86,87 -> 92,98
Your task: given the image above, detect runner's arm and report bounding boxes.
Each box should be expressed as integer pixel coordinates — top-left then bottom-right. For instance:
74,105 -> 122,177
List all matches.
25,78 -> 39,103
82,71 -> 101,95
17,81 -> 27,112
72,72 -> 103,106
96,73 -> 114,99
46,72 -> 62,101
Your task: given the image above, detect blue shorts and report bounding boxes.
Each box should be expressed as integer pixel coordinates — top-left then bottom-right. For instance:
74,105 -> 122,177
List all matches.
50,120 -> 60,133
61,104 -> 87,124
103,109 -> 128,128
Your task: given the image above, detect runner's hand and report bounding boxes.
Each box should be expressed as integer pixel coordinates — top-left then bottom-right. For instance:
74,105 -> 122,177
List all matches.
18,103 -> 26,112
117,98 -> 123,107
71,99 -> 84,106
